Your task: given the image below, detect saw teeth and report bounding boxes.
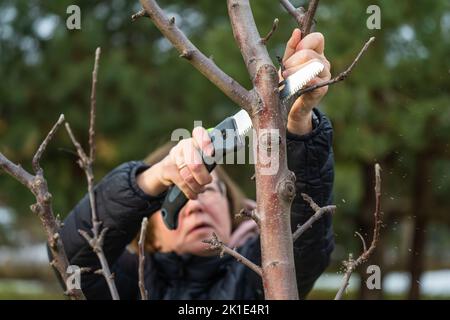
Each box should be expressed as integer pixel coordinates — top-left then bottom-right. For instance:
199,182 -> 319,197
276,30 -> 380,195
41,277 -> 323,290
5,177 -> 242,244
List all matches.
280,60 -> 325,101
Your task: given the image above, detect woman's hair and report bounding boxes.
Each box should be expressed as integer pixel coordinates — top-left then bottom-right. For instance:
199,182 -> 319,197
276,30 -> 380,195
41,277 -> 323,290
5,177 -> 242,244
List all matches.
130,141 -> 248,253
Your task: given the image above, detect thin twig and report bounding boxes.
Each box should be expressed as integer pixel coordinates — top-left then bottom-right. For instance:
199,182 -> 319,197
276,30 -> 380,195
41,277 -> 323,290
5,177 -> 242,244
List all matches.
354,231 -> 367,253
260,18 -> 279,45
66,123 -> 120,301
293,193 -> 336,242
237,208 -> 260,227
138,217 -> 149,300
301,0 -> 320,35
89,47 -> 101,162
203,233 -> 262,277
32,115 -> 65,174
131,9 -> 148,22
292,37 -> 376,100
0,116 -> 85,300
64,48 -> 120,300
138,0 -> 253,111
335,163 -> 383,300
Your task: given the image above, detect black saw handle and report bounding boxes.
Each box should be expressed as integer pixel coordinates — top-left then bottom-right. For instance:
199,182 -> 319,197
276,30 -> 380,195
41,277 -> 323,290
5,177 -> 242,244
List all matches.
160,160 -> 216,230
160,117 -> 240,229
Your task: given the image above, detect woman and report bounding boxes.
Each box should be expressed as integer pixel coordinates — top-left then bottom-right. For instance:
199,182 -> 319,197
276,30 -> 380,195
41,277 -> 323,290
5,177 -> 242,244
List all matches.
55,29 -> 334,299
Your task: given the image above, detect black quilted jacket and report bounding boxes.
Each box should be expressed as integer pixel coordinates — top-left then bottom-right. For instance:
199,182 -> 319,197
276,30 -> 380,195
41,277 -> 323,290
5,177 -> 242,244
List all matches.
53,108 -> 335,300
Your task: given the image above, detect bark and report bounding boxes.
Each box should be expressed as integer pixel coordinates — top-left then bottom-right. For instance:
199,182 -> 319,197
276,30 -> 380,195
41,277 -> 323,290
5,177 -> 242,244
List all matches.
227,0 -> 298,299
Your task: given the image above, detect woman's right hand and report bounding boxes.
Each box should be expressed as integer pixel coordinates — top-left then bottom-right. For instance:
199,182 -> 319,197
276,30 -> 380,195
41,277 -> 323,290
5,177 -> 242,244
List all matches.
137,127 -> 214,199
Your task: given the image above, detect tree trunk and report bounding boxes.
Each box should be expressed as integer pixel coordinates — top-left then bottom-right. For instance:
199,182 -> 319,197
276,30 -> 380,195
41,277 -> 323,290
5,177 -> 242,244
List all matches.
408,154 -> 430,300
227,0 -> 298,299
252,68 -> 298,299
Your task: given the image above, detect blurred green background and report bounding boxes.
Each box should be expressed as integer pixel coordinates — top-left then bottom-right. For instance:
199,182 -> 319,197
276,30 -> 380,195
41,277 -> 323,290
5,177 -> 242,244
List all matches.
0,0 -> 449,299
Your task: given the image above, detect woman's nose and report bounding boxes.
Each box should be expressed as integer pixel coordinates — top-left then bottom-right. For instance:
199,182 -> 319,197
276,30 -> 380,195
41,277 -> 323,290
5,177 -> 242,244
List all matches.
180,197 -> 205,217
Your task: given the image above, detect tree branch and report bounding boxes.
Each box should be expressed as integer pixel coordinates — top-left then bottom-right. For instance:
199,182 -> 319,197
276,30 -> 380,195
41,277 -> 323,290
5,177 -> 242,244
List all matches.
292,37 -> 375,101
131,9 -> 148,22
237,207 -> 261,227
279,0 -> 305,27
138,217 -> 149,300
138,0 -> 254,112
293,193 -> 336,242
1,153 -> 35,189
89,47 -> 101,162
66,123 -> 119,301
335,163 -> 383,300
32,115 -> 66,175
260,18 -> 279,45
203,233 -> 262,277
64,48 -> 120,300
279,0 -> 318,36
0,115 -> 85,300
227,0 -> 275,81
301,0 -> 320,35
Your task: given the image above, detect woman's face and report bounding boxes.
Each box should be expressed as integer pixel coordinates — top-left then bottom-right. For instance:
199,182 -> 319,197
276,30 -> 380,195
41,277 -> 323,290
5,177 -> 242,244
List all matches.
150,172 -> 232,256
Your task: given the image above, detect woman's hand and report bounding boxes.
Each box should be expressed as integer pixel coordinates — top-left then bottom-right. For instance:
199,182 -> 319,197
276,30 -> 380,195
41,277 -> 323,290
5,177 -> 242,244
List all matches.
137,127 -> 214,199
281,29 -> 331,135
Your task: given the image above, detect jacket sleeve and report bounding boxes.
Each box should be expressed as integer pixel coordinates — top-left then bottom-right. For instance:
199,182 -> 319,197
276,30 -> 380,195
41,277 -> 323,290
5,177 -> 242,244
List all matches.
286,107 -> 335,299
53,161 -> 165,299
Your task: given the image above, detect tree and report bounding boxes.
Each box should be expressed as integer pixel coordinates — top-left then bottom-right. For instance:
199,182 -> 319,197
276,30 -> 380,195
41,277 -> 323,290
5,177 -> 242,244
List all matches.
132,0 -> 375,299
0,0 -> 384,300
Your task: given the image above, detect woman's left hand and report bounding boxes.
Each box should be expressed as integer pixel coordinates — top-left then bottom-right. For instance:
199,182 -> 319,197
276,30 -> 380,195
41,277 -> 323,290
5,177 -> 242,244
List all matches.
281,29 -> 331,135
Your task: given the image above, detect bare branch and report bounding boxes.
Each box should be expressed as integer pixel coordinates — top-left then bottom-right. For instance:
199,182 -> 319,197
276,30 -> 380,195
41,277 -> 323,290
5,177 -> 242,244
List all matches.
355,231 -> 367,253
335,163 -> 383,300
292,193 -> 336,242
279,0 -> 317,35
89,47 -> 101,162
292,37 -> 375,100
0,153 -> 35,189
301,0 -> 320,35
300,193 -> 321,212
138,0 -> 253,111
227,0 -> 275,81
260,18 -> 279,45
237,208 -> 260,227
0,116 -> 85,300
64,48 -> 120,300
203,233 -> 262,277
138,217 -> 149,300
279,0 -> 305,27
32,114 -> 65,174
67,122 -> 119,300
65,123 -> 89,165
131,9 -> 148,22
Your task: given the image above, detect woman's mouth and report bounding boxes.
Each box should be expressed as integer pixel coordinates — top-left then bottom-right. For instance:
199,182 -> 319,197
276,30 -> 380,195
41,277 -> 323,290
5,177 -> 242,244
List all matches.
188,223 -> 214,235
